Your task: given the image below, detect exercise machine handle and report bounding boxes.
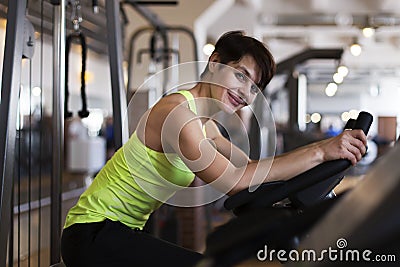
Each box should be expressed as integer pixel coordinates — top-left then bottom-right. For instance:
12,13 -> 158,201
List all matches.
343,118 -> 356,130
353,111 -> 373,135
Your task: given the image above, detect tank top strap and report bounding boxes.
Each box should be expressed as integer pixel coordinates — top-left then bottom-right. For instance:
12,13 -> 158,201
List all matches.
175,90 -> 197,115
175,90 -> 207,137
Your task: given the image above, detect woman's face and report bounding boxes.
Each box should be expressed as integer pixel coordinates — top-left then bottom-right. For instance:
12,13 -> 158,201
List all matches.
209,54 -> 261,114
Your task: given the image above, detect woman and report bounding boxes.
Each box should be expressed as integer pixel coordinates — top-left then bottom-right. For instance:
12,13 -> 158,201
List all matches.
61,31 -> 366,267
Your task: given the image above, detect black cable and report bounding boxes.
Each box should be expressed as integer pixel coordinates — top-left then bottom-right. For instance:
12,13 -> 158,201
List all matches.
77,33 -> 89,118
65,32 -> 89,118
64,36 -> 73,118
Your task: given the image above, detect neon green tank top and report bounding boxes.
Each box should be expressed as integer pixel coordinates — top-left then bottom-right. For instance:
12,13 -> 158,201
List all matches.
64,90 -> 197,230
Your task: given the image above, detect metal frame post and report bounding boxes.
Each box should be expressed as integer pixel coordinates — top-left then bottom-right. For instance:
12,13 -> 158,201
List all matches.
0,0 -> 27,265
50,0 -> 66,264
106,0 -> 128,148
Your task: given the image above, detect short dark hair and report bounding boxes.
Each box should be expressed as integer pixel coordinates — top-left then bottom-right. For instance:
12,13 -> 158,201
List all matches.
201,31 -> 276,90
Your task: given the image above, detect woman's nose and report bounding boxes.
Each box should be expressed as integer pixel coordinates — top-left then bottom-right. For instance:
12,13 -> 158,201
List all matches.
237,85 -> 251,102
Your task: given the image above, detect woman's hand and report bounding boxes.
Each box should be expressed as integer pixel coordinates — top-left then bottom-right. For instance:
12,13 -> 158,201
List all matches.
318,129 -> 367,165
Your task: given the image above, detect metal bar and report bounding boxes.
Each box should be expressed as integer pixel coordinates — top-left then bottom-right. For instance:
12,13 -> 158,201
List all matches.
38,1 -> 45,265
28,57 -> 32,267
8,184 -> 13,267
275,48 -> 343,74
124,1 -> 170,95
125,0 -> 167,29
287,73 -> 299,131
129,1 -> 178,5
127,26 -> 153,91
0,0 -> 27,266
13,188 -> 85,215
50,0 -> 66,264
279,49 -> 342,132
26,12 -> 109,54
127,25 -> 200,94
106,0 -> 129,148
166,26 -> 199,76
17,126 -> 21,267
25,0 -> 110,55
159,29 -> 170,94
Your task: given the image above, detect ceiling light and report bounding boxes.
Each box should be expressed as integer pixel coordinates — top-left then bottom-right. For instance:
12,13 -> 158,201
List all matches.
341,112 -> 350,122
203,43 -> 215,56
337,65 -> 349,77
350,43 -> 362,57
362,27 -> 375,38
305,114 -> 311,124
333,73 -> 344,84
311,113 -> 321,123
349,109 -> 359,119
370,84 -> 380,97
325,83 -> 338,97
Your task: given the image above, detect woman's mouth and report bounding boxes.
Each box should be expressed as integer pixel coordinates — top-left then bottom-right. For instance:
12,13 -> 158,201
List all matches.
227,91 -> 246,107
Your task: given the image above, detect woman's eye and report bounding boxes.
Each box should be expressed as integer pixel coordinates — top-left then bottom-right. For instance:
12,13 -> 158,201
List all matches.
250,85 -> 258,94
235,72 -> 246,82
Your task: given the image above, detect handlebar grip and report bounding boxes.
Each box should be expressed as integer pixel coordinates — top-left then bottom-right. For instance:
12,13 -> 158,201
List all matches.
343,118 -> 356,130
353,111 -> 373,134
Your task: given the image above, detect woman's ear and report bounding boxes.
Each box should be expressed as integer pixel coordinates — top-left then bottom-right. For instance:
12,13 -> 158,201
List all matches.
208,52 -> 220,73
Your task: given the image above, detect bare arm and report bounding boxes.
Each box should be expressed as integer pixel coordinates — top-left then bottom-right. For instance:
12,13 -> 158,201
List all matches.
159,104 -> 367,196
203,120 -> 251,167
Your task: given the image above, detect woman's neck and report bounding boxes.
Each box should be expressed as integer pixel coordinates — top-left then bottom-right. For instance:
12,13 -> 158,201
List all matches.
188,82 -> 220,121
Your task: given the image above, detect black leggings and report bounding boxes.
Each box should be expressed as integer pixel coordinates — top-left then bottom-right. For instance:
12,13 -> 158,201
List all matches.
61,219 -> 204,267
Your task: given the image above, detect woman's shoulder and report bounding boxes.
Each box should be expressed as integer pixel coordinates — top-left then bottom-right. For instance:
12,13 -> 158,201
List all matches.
163,90 -> 192,103
135,91 -> 197,149
152,90 -> 193,113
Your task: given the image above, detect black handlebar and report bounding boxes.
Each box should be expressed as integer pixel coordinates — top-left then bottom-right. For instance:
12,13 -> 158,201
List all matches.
352,111 -> 373,135
343,118 -> 356,130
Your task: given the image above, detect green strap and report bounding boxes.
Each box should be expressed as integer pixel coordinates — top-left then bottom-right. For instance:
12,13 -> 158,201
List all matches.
175,90 -> 206,136
176,90 -> 197,115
